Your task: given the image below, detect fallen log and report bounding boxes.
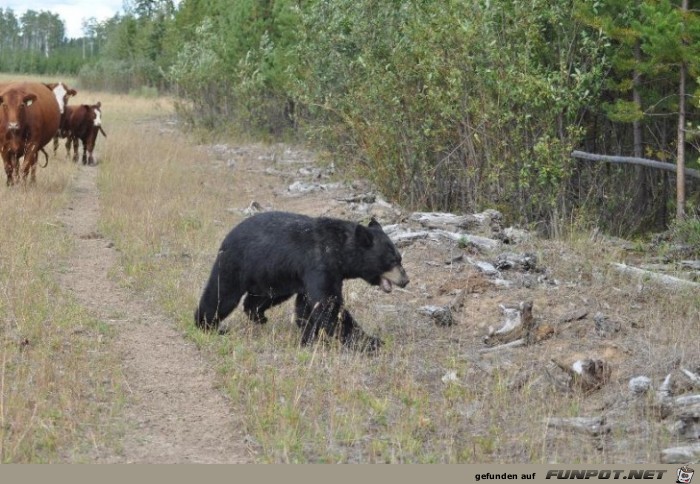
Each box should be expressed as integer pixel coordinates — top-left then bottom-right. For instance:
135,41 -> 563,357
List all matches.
409,212 -> 474,229
661,444 -> 700,464
385,227 -> 501,251
680,260 -> 700,270
675,394 -> 700,406
547,416 -> 610,437
610,263 -> 700,290
571,150 -> 700,180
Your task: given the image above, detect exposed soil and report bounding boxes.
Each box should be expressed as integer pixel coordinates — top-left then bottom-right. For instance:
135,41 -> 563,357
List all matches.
57,165 -> 252,463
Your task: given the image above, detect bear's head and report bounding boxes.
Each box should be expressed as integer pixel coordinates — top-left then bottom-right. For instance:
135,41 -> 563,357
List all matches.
353,218 -> 409,293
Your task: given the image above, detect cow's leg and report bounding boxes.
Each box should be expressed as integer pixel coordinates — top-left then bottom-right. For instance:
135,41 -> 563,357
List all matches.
20,149 -> 37,184
2,152 -> 14,186
86,130 -> 98,166
81,140 -> 88,165
65,137 -> 72,158
53,135 -> 59,155
71,137 -> 79,163
12,154 -> 19,184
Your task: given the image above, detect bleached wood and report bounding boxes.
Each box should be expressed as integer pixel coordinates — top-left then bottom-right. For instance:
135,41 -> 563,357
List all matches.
611,263 -> 700,289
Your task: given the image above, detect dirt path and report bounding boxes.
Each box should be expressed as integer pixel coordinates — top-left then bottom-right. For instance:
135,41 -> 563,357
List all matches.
57,165 -> 252,463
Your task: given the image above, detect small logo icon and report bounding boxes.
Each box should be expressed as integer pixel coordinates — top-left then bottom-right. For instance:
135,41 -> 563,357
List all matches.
677,466 -> 694,484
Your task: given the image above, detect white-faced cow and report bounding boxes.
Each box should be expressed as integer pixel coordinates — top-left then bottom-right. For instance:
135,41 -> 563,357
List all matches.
47,82 -> 79,155
45,82 -> 77,117
0,82 -> 61,185
60,102 -> 106,165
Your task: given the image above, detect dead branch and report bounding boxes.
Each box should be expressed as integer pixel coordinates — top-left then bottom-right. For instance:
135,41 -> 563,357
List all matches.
483,301 -> 534,346
551,358 -> 612,392
478,338 -> 526,354
571,150 -> 700,180
657,373 -> 674,401
681,368 -> 700,389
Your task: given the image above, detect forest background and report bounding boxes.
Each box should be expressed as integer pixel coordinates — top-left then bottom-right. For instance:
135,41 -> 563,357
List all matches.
2,0 -> 700,241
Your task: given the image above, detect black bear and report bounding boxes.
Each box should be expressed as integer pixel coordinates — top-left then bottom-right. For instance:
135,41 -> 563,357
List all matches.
194,211 -> 409,351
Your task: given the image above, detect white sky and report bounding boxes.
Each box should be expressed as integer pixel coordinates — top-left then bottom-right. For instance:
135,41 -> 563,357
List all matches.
1,0 -> 126,39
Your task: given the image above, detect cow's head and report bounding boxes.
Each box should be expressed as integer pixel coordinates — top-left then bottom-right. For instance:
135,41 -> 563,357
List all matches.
91,102 -> 102,127
44,82 -> 77,114
0,87 -> 36,153
0,87 -> 37,133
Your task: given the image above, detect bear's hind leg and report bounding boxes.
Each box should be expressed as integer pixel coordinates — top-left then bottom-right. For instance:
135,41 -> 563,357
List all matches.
243,293 -> 291,324
195,277 -> 244,332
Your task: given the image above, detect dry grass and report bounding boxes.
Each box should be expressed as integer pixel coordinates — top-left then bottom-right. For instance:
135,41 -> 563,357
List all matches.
70,87 -> 700,463
0,132 -> 123,461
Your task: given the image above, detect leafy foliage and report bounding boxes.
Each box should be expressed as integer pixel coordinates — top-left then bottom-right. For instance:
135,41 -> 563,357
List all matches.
3,0 -> 700,235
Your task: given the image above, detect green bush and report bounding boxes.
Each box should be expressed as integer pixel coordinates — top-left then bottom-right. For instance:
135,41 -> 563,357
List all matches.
291,0 -> 607,232
78,59 -> 161,93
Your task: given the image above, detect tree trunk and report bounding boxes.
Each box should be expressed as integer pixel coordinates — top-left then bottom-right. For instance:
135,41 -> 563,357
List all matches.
632,34 -> 648,224
633,40 -> 643,159
677,0 -> 688,220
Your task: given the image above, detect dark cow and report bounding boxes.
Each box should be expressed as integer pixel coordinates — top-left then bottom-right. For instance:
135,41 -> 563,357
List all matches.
59,102 -> 106,165
46,82 -> 78,154
0,82 -> 61,185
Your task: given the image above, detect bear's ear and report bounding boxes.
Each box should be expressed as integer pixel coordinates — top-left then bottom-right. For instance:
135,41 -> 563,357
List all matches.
355,224 -> 374,248
368,217 -> 382,230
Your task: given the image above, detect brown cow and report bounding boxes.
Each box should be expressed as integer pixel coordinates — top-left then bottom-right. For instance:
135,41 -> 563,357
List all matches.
0,82 -> 61,185
61,102 -> 106,165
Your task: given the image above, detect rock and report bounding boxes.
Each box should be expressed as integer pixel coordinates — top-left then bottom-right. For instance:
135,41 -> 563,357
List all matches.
594,313 -> 622,337
500,227 -> 532,244
418,305 -> 454,327
559,308 -> 589,323
243,201 -> 263,216
629,376 -> 652,395
472,260 -> 499,276
494,252 -> 538,271
441,371 -> 459,384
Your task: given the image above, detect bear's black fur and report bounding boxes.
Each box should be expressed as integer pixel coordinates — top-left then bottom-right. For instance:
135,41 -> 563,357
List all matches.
194,211 -> 409,351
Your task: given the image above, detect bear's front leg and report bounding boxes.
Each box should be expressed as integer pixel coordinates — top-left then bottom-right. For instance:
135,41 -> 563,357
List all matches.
294,293 -> 312,329
339,309 -> 384,353
299,296 -> 342,345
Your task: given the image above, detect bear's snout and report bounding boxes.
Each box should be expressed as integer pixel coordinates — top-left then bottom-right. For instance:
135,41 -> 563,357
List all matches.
380,265 -> 410,293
